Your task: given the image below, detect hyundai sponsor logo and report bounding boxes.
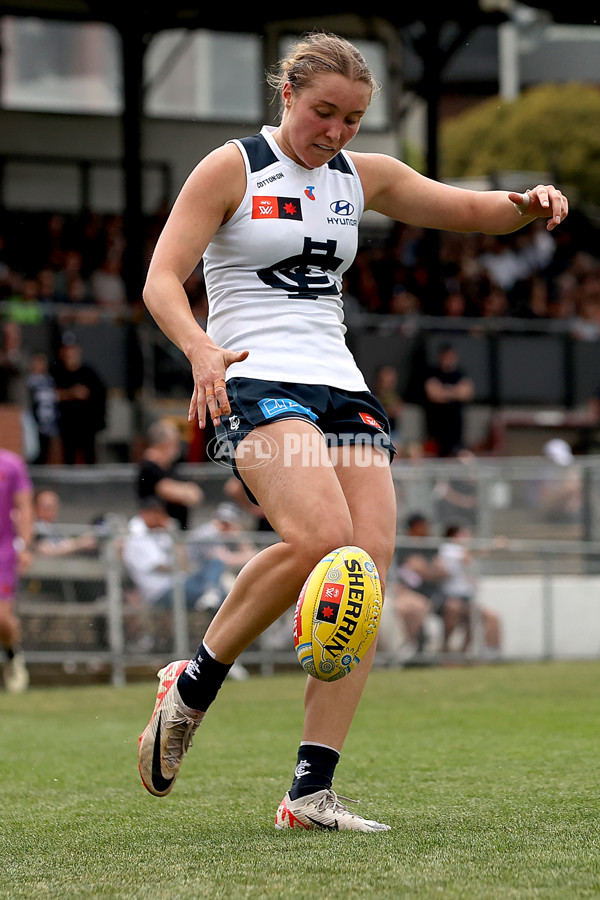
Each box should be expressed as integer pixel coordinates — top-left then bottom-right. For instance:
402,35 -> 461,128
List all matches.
330,199 -> 354,216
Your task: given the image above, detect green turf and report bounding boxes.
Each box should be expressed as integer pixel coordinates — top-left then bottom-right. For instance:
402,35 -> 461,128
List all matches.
1,661 -> 599,899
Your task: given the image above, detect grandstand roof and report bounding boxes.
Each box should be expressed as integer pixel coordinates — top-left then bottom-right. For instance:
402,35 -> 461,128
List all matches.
1,0 -> 596,29
2,0 -> 599,32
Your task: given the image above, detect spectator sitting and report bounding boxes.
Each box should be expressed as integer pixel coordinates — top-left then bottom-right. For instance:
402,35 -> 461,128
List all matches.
89,256 -> 127,309
435,525 -> 501,657
137,419 -> 204,531
57,276 -> 99,326
120,497 -> 179,653
537,439 -> 582,524
33,489 -> 98,557
4,274 -> 44,324
122,497 -> 247,613
122,497 -> 251,678
53,249 -> 86,301
121,498 -> 182,609
392,513 -> 448,658
36,267 -> 60,305
187,502 -> 257,611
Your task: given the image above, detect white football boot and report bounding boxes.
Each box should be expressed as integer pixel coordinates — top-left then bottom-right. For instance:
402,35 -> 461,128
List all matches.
275,788 -> 391,832
3,653 -> 30,694
138,659 -> 205,797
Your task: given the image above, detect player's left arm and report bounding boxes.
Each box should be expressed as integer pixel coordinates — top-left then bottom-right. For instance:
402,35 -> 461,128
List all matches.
350,152 -> 568,235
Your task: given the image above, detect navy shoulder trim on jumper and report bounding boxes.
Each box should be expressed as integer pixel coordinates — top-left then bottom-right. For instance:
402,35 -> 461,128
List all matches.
237,134 -> 279,173
327,153 -> 353,175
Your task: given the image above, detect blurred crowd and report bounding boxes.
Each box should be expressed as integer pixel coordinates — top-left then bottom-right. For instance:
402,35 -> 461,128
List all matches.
0,207 -> 599,330
345,211 -> 600,328
0,212 -> 131,320
1,206 -> 600,467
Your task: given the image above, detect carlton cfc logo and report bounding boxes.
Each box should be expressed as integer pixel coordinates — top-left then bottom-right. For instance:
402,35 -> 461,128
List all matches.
330,199 -> 354,216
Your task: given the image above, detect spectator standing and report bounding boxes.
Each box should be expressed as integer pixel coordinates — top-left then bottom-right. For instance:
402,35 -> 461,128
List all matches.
0,448 -> 33,693
372,364 -> 404,446
50,334 -> 106,465
27,351 -> 60,464
423,343 -> 474,457
0,321 -> 28,407
137,419 -> 204,531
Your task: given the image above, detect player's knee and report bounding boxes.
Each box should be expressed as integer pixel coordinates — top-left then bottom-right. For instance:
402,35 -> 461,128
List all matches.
353,534 -> 394,595
292,520 -> 355,575
371,538 -> 395,581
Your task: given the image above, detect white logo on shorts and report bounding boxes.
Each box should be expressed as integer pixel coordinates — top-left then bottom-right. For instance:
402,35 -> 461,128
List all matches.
229,415 -> 240,431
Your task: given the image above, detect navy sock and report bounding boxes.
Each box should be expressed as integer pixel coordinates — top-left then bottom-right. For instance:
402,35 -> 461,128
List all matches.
289,742 -> 340,800
176,642 -> 233,712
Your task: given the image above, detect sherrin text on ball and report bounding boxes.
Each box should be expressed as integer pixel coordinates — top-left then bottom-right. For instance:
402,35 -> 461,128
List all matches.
293,546 -> 382,682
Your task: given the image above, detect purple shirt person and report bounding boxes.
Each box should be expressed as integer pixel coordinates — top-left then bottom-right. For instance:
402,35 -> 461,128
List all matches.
0,447 -> 33,692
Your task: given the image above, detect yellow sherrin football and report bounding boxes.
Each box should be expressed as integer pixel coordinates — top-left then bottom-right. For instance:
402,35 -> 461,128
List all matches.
293,546 -> 382,682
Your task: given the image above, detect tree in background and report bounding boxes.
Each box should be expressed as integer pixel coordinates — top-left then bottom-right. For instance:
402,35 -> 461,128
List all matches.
441,83 -> 600,207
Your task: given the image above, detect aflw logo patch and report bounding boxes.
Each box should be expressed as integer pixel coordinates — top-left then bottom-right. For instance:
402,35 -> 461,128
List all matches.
316,582 -> 345,624
252,196 -> 303,220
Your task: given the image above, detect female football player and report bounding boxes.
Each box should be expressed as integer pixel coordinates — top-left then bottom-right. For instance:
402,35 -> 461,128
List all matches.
138,30 -> 568,830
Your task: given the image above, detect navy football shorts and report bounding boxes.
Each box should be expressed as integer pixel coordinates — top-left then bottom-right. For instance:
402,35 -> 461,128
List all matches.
212,377 -> 397,505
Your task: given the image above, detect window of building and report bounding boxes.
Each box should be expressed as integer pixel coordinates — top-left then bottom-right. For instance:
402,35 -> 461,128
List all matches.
1,17 -> 389,129
1,16 -> 121,114
145,29 -> 262,121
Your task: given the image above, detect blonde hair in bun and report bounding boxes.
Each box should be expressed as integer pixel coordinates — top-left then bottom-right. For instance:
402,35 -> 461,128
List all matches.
267,31 -> 379,105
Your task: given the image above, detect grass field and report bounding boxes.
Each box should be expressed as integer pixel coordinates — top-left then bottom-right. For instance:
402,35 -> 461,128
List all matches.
1,660 -> 599,900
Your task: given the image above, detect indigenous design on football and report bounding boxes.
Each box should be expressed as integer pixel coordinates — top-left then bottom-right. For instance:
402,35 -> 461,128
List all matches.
293,546 -> 382,682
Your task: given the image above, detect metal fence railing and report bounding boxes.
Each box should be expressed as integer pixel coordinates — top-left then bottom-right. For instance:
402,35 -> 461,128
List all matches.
16,520 -> 600,686
27,453 -> 600,541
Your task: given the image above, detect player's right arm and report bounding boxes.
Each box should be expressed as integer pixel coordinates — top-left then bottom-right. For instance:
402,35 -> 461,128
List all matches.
143,144 -> 248,427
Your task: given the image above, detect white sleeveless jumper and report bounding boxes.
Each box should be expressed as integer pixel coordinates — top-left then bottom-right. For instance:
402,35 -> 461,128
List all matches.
203,125 -> 368,391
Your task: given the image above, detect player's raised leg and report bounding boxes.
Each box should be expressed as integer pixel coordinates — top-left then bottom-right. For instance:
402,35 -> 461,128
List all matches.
276,444 -> 397,831
139,419 -> 355,796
